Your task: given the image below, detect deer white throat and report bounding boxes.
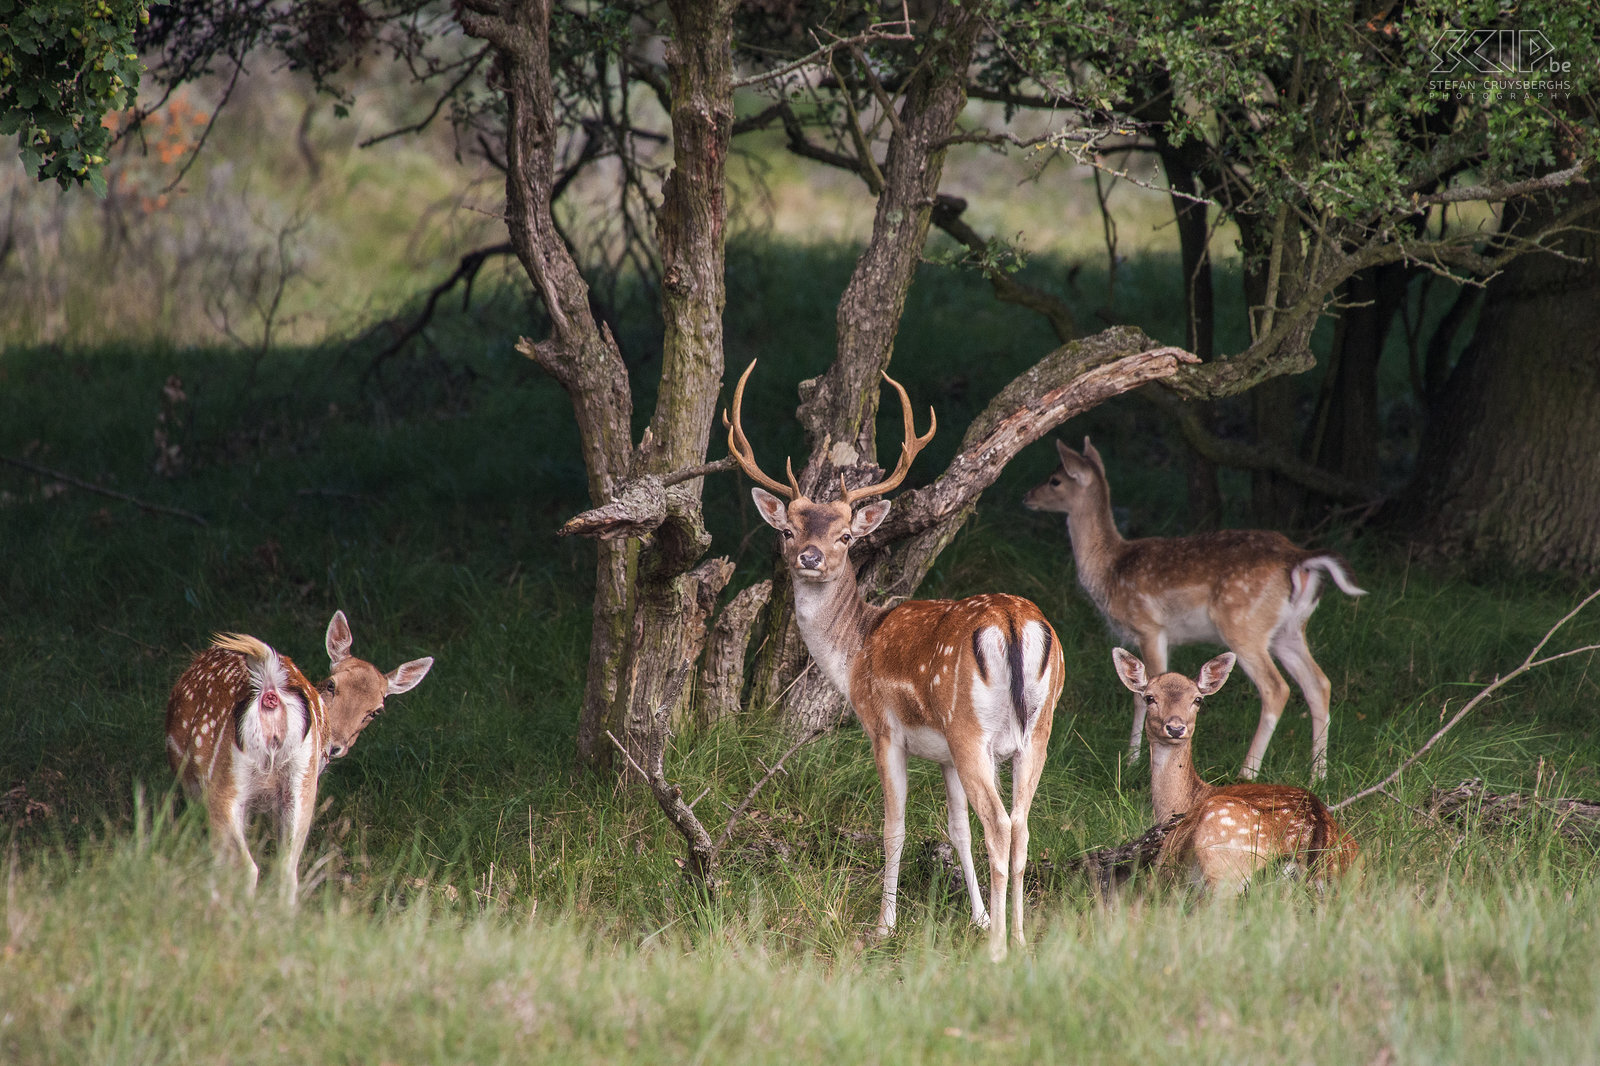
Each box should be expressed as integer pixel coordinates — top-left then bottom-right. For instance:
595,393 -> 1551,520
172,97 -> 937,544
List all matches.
1148,741 -> 1208,825
789,572 -> 875,697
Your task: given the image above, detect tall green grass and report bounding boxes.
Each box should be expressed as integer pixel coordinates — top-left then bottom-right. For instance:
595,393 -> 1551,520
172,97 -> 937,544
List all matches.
3,239 -> 1599,1061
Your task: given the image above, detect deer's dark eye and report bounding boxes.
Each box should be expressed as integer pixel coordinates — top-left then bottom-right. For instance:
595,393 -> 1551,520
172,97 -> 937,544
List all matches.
1050,477 -> 1062,486
1144,694 -> 1156,705
782,529 -> 794,539
839,533 -> 852,545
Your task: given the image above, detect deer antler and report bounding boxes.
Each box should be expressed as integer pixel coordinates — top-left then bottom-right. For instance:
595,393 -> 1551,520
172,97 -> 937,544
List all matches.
723,360 -> 800,500
841,371 -> 937,504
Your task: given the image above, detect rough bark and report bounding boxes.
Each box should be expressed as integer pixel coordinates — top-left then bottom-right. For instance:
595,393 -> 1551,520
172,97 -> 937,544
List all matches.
456,0 -> 637,770
696,579 -> 771,727
792,2 -> 988,492
752,2 -> 989,723
1310,261 -> 1409,488
613,0 -> 738,773
458,0 -> 737,771
1398,189 -> 1600,575
1159,142 -> 1222,529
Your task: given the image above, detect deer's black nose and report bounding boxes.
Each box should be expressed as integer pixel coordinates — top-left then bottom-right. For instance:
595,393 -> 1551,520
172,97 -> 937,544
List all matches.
327,743 -> 348,759
1165,720 -> 1187,739
798,546 -> 824,570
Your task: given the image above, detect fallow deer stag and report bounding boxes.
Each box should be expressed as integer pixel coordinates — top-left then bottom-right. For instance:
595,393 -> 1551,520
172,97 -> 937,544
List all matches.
726,360 -> 1064,961
165,611 -> 433,904
1024,438 -> 1366,780
1113,648 -> 1359,896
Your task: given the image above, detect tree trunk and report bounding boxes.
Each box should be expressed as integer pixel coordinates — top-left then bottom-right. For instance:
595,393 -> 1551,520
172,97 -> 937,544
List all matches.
1310,261 -> 1408,488
612,0 -> 738,773
1236,212 -> 1312,528
1160,143 -> 1222,529
459,0 -> 737,771
1398,189 -> 1600,575
751,1 -> 989,731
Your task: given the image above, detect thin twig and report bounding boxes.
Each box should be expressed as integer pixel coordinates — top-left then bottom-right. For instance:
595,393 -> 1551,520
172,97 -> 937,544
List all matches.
732,21 -> 914,90
604,730 -> 654,782
715,727 -> 827,853
661,456 -> 738,487
95,623 -> 162,653
1,455 -> 207,527
1332,588 -> 1600,811
1416,162 -> 1590,207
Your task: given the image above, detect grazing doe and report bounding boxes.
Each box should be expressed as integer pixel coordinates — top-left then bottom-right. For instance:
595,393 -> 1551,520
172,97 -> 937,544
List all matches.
1024,437 -> 1366,780
1112,647 -> 1358,896
165,611 -> 433,903
727,360 -> 1064,961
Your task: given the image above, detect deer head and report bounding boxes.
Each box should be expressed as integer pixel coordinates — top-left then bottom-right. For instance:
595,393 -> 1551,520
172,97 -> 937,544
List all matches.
1021,437 -> 1110,517
1113,647 -> 1236,750
318,611 -> 433,765
725,359 -> 935,586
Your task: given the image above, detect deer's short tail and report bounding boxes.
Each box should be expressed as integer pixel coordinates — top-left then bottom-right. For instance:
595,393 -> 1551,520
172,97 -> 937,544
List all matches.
1289,554 -> 1368,610
212,632 -> 307,752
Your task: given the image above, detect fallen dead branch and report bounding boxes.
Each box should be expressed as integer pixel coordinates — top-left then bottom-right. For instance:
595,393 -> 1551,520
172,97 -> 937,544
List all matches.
1333,587 -> 1600,812
1427,778 -> 1600,846
1,455 -> 208,526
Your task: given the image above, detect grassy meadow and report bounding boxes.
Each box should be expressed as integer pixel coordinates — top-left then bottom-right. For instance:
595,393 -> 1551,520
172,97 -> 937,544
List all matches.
4,240 -> 1600,1063
4,70 -> 1600,1064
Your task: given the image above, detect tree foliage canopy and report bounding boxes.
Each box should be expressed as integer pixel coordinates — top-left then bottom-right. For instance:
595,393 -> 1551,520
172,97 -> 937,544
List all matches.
1,0 -> 157,193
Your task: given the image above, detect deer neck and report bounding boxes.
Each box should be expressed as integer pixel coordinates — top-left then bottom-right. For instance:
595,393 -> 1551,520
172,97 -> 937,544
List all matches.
790,565 -> 884,697
1149,741 -> 1215,825
1065,486 -> 1126,611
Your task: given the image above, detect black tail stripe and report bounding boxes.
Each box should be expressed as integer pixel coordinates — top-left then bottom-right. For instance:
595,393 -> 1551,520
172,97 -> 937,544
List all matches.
972,629 -> 989,685
231,693 -> 252,752
290,683 -> 316,741
1007,618 -> 1027,730
1037,625 -> 1053,680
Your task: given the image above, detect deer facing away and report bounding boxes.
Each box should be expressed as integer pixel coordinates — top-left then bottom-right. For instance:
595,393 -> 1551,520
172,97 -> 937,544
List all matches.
1113,647 -> 1359,896
165,611 -> 433,904
1024,437 -> 1366,781
727,360 -> 1064,962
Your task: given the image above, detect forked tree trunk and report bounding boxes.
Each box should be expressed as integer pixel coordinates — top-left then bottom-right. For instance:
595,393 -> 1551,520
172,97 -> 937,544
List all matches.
749,1 -> 989,732
459,0 -> 737,771
1398,189 -> 1600,575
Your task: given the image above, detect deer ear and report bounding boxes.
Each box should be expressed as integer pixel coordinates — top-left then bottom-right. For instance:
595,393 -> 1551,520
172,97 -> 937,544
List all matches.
751,487 -> 790,530
1196,653 -> 1236,696
326,611 -> 353,667
1082,437 -> 1107,477
1054,438 -> 1078,467
1111,647 -> 1148,692
851,499 -> 891,537
385,656 -> 434,696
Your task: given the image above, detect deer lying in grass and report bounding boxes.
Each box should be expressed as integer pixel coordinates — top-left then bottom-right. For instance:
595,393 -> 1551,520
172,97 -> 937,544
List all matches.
1024,438 -> 1366,780
727,360 -> 1064,961
165,611 -> 433,904
1112,647 -> 1359,896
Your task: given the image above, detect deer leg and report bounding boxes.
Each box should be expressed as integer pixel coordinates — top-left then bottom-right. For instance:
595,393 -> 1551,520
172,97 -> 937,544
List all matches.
873,738 -> 909,938
1231,646 -> 1291,780
952,743 -> 1011,962
1129,633 -> 1170,765
941,764 -> 989,930
1271,626 -> 1333,782
1007,728 -> 1049,949
210,792 -> 258,895
278,765 -> 318,907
